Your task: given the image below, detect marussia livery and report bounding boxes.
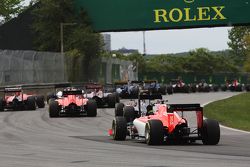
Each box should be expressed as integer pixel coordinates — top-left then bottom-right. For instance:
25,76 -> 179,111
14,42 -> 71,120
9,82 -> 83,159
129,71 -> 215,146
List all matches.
110,92 -> 220,145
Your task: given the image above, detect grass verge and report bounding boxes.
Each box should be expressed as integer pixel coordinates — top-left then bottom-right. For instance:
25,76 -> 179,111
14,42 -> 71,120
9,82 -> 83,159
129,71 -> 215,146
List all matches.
204,93 -> 250,131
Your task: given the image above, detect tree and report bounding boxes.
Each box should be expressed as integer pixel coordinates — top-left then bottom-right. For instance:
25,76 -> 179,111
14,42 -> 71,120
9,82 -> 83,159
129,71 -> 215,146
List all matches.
0,0 -> 24,23
228,26 -> 250,65
243,35 -> 250,72
32,0 -> 102,82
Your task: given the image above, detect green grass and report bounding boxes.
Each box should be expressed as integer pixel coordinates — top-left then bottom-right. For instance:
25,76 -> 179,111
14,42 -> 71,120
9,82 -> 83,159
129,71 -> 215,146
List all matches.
204,93 -> 250,131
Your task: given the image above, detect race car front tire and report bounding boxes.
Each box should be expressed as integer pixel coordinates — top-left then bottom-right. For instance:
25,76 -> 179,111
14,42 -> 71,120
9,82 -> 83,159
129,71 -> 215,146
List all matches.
36,95 -> 45,108
145,120 -> 164,145
115,103 -> 124,116
49,100 -> 59,118
107,94 -> 116,108
202,119 -> 220,145
26,96 -> 36,110
86,99 -> 97,117
112,117 -> 127,141
123,106 -> 136,122
0,98 -> 4,111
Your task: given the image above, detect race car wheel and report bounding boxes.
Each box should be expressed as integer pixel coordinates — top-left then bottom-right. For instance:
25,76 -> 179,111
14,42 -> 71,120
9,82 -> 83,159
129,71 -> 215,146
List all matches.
123,106 -> 136,122
167,86 -> 173,95
115,103 -> 124,116
86,99 -> 97,117
159,86 -> 167,95
26,96 -> 36,110
49,100 -> 59,118
145,120 -> 164,145
202,119 -> 220,145
112,117 -> 127,140
0,98 -> 4,111
36,95 -> 45,108
213,85 -> 219,92
246,85 -> 250,92
107,94 -> 116,108
221,85 -> 227,91
114,92 -> 120,103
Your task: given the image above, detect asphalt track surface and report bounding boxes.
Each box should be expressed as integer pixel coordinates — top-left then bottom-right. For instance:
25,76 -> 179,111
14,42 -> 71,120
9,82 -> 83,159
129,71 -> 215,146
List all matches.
0,92 -> 249,167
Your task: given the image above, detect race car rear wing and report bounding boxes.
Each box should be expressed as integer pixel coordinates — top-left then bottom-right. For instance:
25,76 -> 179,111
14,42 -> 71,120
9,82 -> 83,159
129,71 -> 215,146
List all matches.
167,104 -> 202,112
4,87 -> 22,93
139,94 -> 162,100
63,90 -> 83,96
85,84 -> 103,90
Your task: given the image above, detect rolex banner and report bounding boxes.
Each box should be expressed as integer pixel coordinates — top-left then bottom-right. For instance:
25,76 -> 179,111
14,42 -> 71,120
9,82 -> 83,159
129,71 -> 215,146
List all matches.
75,0 -> 250,32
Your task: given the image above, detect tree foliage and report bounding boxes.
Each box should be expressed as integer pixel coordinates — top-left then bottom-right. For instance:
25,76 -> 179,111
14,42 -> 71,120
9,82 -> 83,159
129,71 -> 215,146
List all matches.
32,0 -> 102,82
0,0 -> 24,23
228,26 -> 250,65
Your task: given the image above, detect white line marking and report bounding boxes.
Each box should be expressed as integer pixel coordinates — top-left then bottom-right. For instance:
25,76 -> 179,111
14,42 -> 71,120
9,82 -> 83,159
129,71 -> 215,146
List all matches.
202,94 -> 250,134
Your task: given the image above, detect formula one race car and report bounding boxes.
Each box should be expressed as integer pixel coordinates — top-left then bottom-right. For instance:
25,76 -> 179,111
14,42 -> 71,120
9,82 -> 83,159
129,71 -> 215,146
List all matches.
169,79 -> 190,93
221,79 -> 243,92
143,80 -> 166,95
110,91 -> 220,145
115,81 -> 143,99
49,88 -> 97,117
191,80 -> 219,93
84,83 -> 119,108
0,87 -> 45,111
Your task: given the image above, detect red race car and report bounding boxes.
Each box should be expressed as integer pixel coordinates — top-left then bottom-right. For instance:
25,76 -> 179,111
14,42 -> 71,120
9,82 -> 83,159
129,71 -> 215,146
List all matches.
0,87 -> 45,111
49,88 -> 97,117
111,92 -> 220,145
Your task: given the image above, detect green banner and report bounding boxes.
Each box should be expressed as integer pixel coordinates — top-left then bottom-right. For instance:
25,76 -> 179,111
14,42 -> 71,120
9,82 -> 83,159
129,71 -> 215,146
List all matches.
75,0 -> 250,32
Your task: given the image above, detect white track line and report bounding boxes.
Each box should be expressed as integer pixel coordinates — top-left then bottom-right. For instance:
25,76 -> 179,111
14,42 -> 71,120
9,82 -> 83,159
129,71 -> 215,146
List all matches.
202,95 -> 250,134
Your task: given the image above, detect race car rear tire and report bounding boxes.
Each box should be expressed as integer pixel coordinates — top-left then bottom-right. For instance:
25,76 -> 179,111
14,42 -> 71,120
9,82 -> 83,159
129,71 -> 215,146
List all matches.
114,92 -> 120,103
107,94 -> 116,108
167,86 -> 173,95
202,119 -> 220,145
123,106 -> 136,122
36,95 -> 45,108
145,120 -> 164,145
0,98 -> 4,111
49,100 -> 59,118
26,96 -> 36,110
46,92 -> 55,104
112,117 -> 127,141
115,103 -> 124,116
86,99 -> 97,117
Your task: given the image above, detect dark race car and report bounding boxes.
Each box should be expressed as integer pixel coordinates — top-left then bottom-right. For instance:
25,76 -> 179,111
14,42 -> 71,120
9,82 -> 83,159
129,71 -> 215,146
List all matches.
110,91 -> 220,145
143,80 -> 166,95
84,83 -> 119,108
191,80 -> 219,93
168,79 -> 190,93
48,88 -> 97,117
115,81 -> 143,99
0,87 -> 45,111
221,79 -> 243,92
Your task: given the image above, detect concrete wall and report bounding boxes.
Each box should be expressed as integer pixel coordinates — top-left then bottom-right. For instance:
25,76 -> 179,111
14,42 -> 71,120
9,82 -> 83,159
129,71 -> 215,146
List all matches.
0,50 -> 66,85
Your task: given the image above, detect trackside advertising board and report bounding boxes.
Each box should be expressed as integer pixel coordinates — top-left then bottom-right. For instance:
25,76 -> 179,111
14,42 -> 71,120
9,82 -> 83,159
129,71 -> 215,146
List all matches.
74,0 -> 250,32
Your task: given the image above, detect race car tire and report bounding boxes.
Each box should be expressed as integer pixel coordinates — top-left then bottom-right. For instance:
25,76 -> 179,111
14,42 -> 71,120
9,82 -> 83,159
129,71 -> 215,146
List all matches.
202,119 -> 220,145
159,86 -> 166,95
107,94 -> 116,108
0,98 -> 4,111
246,85 -> 250,92
145,120 -> 164,145
221,85 -> 227,91
184,86 -> 190,93
114,92 -> 120,103
191,85 -> 197,93
26,96 -> 36,110
123,106 -> 135,122
235,85 -> 243,92
49,100 -> 59,118
36,95 -> 45,108
46,92 -> 55,104
112,117 -> 127,140
167,86 -> 173,95
86,99 -> 97,117
115,103 -> 124,116
213,85 -> 219,92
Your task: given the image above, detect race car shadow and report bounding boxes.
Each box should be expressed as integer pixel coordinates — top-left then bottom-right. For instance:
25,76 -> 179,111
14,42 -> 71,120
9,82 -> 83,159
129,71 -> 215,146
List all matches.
71,135 -> 205,147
